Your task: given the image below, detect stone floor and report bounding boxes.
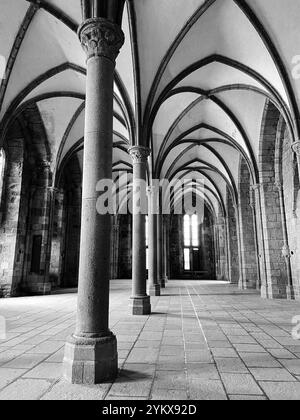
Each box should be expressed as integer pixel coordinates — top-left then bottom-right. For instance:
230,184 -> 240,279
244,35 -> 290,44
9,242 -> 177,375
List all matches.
0,280 -> 300,400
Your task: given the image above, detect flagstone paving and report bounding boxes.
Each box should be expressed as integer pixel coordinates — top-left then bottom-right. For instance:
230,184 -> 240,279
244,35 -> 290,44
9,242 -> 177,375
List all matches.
0,280 -> 300,400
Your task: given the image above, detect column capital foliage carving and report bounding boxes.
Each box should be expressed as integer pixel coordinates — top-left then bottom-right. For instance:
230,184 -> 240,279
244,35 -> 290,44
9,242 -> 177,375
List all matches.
292,141 -> 300,156
128,146 -> 151,164
78,18 -> 125,62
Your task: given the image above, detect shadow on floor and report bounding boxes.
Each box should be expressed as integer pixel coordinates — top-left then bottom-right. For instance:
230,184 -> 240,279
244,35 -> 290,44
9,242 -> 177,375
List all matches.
116,369 -> 152,382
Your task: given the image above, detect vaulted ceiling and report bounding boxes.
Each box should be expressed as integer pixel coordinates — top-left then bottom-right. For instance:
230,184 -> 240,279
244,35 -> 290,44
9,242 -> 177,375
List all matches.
0,0 -> 299,216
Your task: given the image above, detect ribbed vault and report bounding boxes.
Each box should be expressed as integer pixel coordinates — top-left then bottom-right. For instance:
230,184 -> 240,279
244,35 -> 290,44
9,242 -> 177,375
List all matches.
0,0 -> 299,215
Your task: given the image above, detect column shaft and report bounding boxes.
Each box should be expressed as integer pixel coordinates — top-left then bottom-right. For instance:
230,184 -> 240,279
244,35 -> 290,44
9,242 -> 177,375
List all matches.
162,216 -> 169,284
129,146 -> 151,315
276,181 -> 294,299
292,142 -> 300,181
63,17 -> 124,384
148,191 -> 160,295
157,213 -> 165,288
76,51 -> 113,337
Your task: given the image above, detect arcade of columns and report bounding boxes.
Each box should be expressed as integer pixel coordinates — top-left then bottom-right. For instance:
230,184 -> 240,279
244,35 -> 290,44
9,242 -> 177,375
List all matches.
58,13 -> 300,385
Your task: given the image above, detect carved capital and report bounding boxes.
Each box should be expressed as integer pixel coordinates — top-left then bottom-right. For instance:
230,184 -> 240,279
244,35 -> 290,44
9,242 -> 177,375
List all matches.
274,180 -> 283,190
292,141 -> 300,156
147,186 -> 153,196
249,189 -> 255,209
38,160 -> 51,174
128,146 -> 151,164
78,18 -> 125,62
282,244 -> 291,259
250,183 -> 262,192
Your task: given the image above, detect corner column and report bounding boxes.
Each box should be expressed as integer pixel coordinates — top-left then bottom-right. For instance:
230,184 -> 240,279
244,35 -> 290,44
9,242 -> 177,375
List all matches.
129,146 -> 151,315
63,17 -> 124,384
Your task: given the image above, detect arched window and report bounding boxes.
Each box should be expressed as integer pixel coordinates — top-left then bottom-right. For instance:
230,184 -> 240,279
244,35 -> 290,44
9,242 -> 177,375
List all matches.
0,149 -> 5,209
184,214 -> 199,271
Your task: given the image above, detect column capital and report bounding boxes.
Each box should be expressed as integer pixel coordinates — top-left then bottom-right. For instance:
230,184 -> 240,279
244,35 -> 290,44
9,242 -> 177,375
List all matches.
250,183 -> 262,191
48,186 -> 60,195
39,160 -> 51,169
128,146 -> 151,164
147,186 -> 153,196
282,244 -> 291,259
274,180 -> 283,190
78,18 -> 125,62
291,141 -> 300,156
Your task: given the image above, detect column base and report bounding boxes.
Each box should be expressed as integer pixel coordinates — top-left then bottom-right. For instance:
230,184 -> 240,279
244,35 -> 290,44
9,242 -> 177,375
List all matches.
261,284 -> 288,300
130,296 -> 151,315
148,284 -> 161,297
160,278 -> 166,289
63,333 -> 118,384
24,282 -> 52,296
230,280 -> 239,285
238,277 -> 244,290
163,276 -> 169,284
261,284 -> 268,299
293,286 -> 300,301
243,280 -> 257,290
286,285 -> 295,300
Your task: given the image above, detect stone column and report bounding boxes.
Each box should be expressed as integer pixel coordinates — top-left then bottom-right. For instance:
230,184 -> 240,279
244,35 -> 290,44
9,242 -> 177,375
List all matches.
238,168 -> 259,290
25,160 -> 53,295
236,205 -> 245,288
259,177 -> 289,299
162,215 -> 169,284
292,141 -> 300,180
216,216 -> 227,280
63,17 -> 124,384
250,184 -> 267,291
110,216 -> 120,280
275,180 -> 294,299
157,213 -> 165,288
45,186 -> 59,287
0,139 -> 24,297
226,192 -> 239,284
148,186 -> 160,296
49,188 -> 65,289
129,146 -> 151,315
249,185 -> 262,290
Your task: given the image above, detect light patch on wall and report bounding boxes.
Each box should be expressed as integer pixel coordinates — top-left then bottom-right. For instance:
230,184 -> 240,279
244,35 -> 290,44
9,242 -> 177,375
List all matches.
0,55 -> 6,80
0,316 -> 6,340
